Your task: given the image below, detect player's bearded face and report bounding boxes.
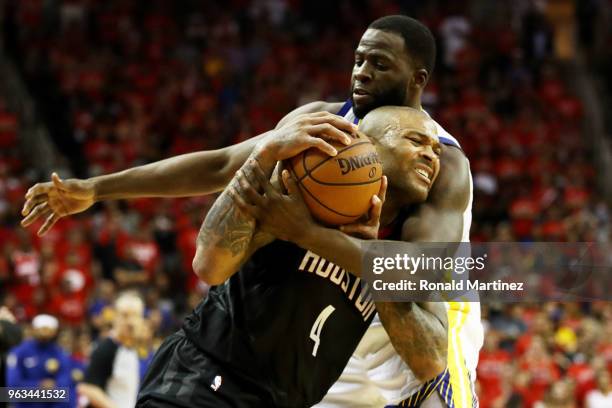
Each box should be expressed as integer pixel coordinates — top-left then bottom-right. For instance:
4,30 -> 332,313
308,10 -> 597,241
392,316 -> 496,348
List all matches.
350,80 -> 408,119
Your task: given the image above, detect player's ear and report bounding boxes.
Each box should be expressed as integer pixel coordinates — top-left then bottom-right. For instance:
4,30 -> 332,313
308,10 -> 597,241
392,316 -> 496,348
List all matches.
411,69 -> 428,90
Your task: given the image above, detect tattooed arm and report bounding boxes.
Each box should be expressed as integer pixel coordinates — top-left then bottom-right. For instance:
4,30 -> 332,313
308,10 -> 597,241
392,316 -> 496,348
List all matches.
192,125 -> 347,286
192,155 -> 275,286
376,302 -> 448,382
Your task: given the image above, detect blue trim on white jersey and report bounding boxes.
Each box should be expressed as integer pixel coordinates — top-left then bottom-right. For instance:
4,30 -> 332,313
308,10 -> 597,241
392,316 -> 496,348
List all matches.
336,100 -> 353,117
439,136 -> 460,149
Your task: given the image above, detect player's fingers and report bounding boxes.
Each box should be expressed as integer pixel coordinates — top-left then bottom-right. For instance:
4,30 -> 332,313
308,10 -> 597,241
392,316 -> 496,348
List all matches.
368,195 -> 383,226
282,170 -> 300,198
308,114 -> 357,138
228,188 -> 259,218
307,123 -> 351,146
25,182 -> 51,200
378,176 -> 388,204
240,161 -> 261,191
38,212 -> 60,237
236,171 -> 266,207
304,135 -> 337,157
51,172 -> 69,191
251,160 -> 275,196
20,202 -> 50,227
22,194 -> 48,216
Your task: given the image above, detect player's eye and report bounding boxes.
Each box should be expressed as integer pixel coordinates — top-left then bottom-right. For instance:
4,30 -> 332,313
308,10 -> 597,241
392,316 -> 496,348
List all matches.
408,137 -> 421,146
375,63 -> 388,70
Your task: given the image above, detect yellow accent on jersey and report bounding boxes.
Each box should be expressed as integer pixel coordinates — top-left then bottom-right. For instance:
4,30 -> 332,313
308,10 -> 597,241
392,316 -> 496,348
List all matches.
447,302 -> 473,408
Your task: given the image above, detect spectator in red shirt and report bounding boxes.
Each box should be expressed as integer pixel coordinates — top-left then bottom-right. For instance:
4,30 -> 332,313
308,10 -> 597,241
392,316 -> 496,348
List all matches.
8,230 -> 41,311
477,330 -> 512,408
515,311 -> 555,357
122,226 -> 159,278
519,335 -> 561,407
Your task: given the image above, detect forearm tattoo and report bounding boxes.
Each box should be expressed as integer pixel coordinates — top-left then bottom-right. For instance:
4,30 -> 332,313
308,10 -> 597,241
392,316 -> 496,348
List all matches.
375,302 -> 447,368
197,187 -> 255,257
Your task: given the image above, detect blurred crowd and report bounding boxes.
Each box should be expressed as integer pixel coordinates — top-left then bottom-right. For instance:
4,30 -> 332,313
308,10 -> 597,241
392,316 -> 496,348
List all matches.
0,0 -> 611,407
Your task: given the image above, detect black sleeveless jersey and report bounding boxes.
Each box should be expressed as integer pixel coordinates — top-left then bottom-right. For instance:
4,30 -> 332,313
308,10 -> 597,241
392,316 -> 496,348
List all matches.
182,240 -> 376,407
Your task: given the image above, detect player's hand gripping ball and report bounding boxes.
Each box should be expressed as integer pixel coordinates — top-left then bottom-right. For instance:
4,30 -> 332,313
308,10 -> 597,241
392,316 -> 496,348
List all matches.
286,131 -> 383,225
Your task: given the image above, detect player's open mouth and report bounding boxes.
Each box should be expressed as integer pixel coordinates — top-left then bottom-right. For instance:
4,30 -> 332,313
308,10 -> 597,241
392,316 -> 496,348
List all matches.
414,167 -> 432,185
353,89 -> 372,104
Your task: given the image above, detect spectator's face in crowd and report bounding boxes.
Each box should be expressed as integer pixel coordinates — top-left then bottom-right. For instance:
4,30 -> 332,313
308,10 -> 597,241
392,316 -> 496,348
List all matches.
58,329 -> 75,353
483,330 -> 499,351
100,280 -> 116,302
33,326 -> 57,344
351,29 -> 418,118
114,296 -> 144,346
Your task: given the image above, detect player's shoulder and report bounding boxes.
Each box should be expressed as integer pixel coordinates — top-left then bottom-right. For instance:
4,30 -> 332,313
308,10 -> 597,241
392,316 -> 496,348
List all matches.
276,101 -> 345,128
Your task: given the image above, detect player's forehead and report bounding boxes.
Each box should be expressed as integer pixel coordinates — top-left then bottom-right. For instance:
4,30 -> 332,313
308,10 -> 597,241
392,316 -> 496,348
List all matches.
356,29 -> 405,57
395,112 -> 438,140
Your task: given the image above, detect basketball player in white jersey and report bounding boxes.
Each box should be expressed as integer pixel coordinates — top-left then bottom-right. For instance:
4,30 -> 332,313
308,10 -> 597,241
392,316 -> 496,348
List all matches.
22,15 -> 483,407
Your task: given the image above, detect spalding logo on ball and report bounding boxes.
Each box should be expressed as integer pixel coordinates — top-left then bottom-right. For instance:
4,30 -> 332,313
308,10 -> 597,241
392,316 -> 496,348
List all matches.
286,131 -> 383,225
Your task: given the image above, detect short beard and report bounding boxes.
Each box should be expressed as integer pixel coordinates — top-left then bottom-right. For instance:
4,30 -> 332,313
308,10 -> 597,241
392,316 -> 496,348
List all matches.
351,84 -> 408,118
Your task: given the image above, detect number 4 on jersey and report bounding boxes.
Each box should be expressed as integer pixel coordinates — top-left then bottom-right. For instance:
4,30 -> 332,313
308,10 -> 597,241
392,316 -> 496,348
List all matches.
309,305 -> 336,357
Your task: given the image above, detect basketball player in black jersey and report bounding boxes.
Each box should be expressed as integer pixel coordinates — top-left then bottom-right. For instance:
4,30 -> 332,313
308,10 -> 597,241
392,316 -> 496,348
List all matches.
135,106 -> 440,408
22,15 -> 471,407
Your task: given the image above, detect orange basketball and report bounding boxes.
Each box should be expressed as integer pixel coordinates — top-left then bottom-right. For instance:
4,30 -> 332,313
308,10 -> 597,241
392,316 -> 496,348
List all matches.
286,131 -> 383,226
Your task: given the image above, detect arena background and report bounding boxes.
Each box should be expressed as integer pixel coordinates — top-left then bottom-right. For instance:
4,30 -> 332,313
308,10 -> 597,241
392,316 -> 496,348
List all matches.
1,0 -> 611,407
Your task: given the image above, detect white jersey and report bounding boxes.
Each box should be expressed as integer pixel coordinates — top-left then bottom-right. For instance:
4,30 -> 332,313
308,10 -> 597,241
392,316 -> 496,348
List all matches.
315,102 -> 484,408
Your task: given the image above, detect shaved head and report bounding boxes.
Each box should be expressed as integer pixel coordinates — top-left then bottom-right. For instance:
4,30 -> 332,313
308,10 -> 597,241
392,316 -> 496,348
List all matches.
358,106 -> 441,204
359,106 -> 436,141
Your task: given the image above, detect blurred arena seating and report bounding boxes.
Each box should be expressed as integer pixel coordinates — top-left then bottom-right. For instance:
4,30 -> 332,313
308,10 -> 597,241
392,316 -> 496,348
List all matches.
1,1 -> 611,407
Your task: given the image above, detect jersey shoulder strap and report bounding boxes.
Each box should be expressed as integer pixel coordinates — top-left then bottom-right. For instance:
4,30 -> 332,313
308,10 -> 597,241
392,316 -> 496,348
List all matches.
336,99 -> 359,124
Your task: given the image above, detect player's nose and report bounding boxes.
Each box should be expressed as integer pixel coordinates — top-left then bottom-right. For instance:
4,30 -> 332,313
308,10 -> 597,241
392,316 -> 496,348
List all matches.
420,145 -> 437,162
353,63 -> 372,83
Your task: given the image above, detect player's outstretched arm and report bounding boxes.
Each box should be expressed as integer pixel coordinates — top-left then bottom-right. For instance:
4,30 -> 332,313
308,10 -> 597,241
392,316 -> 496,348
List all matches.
193,115 -> 353,285
21,102 -> 351,236
20,134 -> 270,236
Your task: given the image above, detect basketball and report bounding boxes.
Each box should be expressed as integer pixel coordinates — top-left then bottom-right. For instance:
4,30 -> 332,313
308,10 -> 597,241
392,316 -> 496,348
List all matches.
286,131 -> 383,225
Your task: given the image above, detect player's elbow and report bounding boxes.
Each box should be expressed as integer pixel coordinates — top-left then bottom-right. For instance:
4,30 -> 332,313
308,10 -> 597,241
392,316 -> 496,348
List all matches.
412,356 -> 447,383
408,338 -> 447,382
192,252 -> 227,286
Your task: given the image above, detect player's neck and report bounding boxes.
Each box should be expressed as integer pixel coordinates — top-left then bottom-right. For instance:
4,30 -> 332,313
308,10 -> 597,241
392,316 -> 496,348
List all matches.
404,93 -> 422,111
